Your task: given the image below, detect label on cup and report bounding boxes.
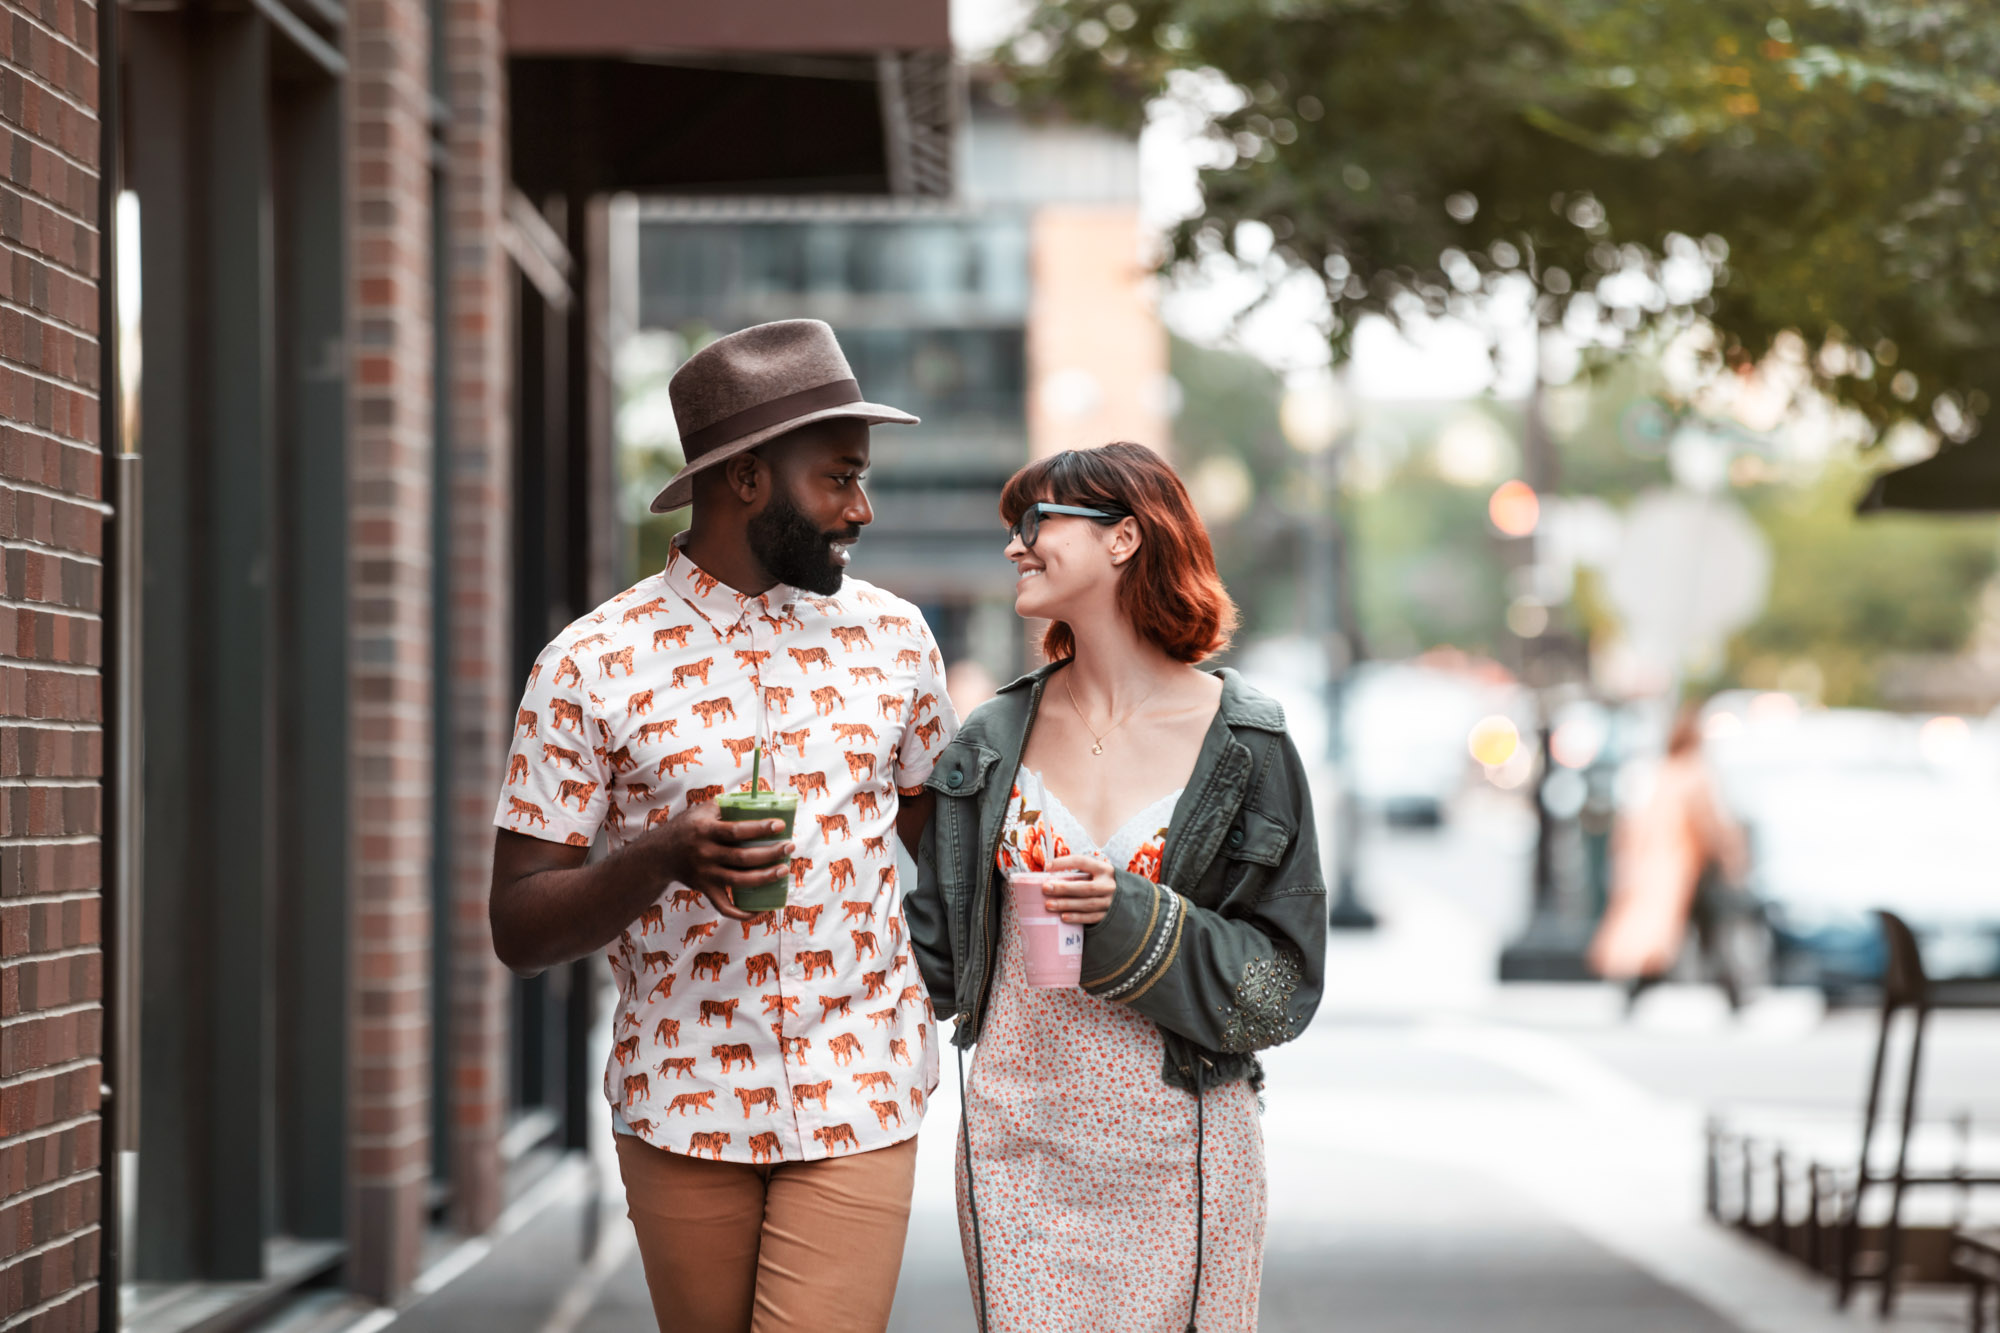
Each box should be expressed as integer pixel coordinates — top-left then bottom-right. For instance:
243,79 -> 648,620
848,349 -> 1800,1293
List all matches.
1056,924 -> 1084,955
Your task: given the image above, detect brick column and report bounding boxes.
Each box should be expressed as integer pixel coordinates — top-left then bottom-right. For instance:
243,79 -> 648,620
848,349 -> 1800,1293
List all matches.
345,0 -> 433,1302
0,0 -> 105,1327
442,0 -> 510,1236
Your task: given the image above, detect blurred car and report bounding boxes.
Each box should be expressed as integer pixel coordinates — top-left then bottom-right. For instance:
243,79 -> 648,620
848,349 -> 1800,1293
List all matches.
1341,661 -> 1497,826
1233,636 -> 1332,765
1700,693 -> 2000,995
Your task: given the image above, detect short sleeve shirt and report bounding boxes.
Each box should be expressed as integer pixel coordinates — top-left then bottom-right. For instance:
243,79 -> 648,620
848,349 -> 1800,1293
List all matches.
495,539 -> 960,1164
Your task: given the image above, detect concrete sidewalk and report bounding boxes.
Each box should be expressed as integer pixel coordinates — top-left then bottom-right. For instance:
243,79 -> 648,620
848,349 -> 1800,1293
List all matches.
293,1004 -> 1964,1333
295,799 -> 1979,1333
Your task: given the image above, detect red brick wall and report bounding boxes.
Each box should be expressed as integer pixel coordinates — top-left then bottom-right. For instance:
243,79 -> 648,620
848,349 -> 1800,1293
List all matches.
442,0 -> 511,1236
0,0 -> 104,1327
345,0 -> 434,1303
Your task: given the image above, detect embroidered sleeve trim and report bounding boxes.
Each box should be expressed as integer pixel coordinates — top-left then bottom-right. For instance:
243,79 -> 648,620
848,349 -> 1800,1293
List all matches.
1081,877 -> 1163,991
1116,891 -> 1187,1005
1217,946 -> 1308,1053
1093,886 -> 1181,1001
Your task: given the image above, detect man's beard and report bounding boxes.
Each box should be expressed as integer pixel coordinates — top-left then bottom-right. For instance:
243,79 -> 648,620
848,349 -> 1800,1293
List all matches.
747,489 -> 856,596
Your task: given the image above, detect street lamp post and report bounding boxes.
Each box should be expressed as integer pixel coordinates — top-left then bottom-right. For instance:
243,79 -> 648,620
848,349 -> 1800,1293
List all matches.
1496,370 -> 1593,978
1281,376 -> 1377,932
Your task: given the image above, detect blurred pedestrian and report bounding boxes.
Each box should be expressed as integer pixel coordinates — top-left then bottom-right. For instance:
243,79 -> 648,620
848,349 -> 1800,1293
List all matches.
945,657 -> 998,718
1589,700 -> 1751,1010
906,443 -> 1327,1333
488,320 -> 959,1333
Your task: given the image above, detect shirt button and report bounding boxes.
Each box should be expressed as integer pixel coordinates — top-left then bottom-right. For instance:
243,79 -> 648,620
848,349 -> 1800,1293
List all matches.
1227,828 -> 1245,848
946,770 -> 963,788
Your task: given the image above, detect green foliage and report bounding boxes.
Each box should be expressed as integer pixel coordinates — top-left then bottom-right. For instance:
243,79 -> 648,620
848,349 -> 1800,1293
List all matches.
1545,362 -> 1675,502
1005,0 -> 2000,445
1729,459 -> 2000,703
1350,472 -> 1510,657
1167,337 -> 1305,634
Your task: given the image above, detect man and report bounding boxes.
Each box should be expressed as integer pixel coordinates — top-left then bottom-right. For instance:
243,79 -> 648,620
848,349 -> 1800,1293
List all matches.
491,320 -> 959,1333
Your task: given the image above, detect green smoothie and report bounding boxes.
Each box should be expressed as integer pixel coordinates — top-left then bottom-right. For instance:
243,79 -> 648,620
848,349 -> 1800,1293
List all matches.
716,790 -> 797,912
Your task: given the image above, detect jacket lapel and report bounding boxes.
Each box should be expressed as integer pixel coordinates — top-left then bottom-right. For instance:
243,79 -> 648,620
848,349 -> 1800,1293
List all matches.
1160,717 -> 1250,893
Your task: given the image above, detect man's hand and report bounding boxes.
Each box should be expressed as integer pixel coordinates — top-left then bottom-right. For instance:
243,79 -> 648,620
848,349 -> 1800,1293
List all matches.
489,809 -> 792,974
653,803 -> 795,921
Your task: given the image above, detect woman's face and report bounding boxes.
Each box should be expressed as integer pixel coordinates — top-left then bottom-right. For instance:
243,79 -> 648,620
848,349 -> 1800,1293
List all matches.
1004,503 -> 1135,622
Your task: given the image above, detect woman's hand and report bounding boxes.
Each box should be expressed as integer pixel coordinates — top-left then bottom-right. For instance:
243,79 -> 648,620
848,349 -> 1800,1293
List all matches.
1042,852 -> 1117,925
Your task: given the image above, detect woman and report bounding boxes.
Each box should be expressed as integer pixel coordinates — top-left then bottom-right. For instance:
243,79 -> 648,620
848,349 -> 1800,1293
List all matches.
905,443 -> 1327,1332
1589,700 -> 1751,1009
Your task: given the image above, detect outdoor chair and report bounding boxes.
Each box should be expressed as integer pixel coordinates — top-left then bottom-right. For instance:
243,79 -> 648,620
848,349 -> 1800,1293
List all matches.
1960,1228 -> 2000,1333
1705,910 -> 2000,1320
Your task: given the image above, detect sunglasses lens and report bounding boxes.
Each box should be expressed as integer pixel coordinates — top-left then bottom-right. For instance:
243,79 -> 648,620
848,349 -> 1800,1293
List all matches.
1023,508 -> 1040,548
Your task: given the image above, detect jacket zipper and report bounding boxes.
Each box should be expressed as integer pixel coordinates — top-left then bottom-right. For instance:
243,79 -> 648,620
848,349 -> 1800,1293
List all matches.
964,675 -> 1046,1039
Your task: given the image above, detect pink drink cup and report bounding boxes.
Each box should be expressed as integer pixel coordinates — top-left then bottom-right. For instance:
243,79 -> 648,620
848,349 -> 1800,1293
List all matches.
1008,871 -> 1089,989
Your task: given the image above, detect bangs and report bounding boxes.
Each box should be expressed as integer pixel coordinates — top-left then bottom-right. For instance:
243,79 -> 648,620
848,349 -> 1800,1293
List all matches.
997,450 -> 1122,526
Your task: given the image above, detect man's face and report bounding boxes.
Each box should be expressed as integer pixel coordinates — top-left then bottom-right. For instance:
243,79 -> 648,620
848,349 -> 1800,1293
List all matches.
746,419 -> 874,596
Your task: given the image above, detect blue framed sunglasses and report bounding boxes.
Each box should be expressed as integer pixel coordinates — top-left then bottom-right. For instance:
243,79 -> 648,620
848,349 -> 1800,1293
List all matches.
1008,502 -> 1130,550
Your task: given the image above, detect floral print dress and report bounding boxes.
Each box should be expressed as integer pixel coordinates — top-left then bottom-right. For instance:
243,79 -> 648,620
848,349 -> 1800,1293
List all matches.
956,766 -> 1267,1332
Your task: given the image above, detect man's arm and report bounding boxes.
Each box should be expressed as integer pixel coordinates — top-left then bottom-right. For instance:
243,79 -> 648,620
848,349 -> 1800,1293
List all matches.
489,807 -> 794,977
896,789 -> 935,858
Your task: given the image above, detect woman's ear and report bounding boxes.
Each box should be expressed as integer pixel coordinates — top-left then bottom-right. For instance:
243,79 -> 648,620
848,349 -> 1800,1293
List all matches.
1108,515 -> 1142,567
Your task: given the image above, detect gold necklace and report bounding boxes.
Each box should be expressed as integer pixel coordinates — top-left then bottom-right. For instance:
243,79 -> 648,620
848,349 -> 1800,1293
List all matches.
1063,672 -> 1156,756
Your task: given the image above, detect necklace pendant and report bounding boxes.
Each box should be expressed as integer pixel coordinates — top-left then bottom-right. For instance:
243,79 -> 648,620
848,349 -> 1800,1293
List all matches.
1091,741 -> 1104,755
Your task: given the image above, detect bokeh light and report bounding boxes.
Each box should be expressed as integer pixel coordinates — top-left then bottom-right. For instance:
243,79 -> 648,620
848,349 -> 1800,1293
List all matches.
1468,715 -> 1520,767
1919,714 -> 1972,765
1703,710 -> 1744,742
1748,692 -> 1800,725
1505,598 -> 1549,638
1487,480 -> 1540,537
1551,716 -> 1606,769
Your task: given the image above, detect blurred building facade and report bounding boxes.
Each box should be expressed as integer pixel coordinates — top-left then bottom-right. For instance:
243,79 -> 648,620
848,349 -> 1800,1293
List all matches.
627,81 -> 1165,684
2,2 -> 952,1329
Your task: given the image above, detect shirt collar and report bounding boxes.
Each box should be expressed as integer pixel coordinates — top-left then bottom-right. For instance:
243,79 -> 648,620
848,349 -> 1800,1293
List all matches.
661,532 -> 799,625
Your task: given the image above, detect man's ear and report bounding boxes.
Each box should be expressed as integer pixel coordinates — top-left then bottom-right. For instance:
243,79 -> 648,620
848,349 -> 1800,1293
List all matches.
720,451 -> 766,504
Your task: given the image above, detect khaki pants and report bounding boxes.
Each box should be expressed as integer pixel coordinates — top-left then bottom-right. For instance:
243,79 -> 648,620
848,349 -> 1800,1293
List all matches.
614,1132 -> 919,1333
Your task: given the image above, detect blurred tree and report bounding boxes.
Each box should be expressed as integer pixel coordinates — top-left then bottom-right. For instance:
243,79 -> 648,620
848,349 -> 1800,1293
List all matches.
1166,336 -> 1303,635
1726,460 -> 1999,704
1351,471 -> 1510,657
1004,0 -> 2000,454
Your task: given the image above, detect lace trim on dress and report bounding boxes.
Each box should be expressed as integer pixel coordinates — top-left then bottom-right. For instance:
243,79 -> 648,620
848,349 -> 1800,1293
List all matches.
1020,766 -> 1180,866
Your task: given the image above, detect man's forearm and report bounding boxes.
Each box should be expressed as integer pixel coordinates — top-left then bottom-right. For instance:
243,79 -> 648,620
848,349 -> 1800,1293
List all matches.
493,837 -> 676,976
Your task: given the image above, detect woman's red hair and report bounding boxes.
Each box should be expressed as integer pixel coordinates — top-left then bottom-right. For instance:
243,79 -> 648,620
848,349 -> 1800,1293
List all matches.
999,443 -> 1239,664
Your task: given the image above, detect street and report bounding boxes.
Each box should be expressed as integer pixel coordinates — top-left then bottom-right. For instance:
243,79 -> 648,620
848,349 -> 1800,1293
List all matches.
367,787 -> 1994,1333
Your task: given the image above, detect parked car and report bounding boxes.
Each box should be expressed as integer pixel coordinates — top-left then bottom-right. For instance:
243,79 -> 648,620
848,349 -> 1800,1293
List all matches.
1700,695 -> 2000,995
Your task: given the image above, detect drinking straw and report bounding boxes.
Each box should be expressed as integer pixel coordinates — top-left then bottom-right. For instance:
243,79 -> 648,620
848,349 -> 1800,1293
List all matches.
751,742 -> 761,797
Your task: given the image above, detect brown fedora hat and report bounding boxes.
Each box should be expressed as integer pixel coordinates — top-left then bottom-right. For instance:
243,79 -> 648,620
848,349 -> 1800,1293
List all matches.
650,320 -> 918,512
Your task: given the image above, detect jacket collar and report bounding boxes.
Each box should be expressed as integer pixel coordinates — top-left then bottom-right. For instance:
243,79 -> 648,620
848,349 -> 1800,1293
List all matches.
992,659 -> 1287,734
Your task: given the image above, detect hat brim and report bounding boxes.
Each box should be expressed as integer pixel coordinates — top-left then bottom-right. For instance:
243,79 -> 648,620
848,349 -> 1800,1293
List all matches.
649,402 -> 921,513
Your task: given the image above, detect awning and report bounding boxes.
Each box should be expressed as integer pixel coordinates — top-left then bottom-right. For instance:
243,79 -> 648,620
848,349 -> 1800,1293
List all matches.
505,0 -> 948,57
1857,440 -> 2000,514
506,0 -> 953,199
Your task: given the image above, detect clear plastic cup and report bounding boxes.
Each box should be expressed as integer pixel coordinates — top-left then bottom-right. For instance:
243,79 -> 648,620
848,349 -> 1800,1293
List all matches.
716,791 -> 798,913
1007,871 -> 1089,988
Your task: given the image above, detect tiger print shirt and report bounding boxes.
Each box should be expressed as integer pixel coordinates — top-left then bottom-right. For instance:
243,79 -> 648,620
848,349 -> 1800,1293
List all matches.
495,536 -> 958,1165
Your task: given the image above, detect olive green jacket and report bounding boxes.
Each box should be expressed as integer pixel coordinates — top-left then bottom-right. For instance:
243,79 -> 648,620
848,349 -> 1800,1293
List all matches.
907,661 -> 1327,1093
